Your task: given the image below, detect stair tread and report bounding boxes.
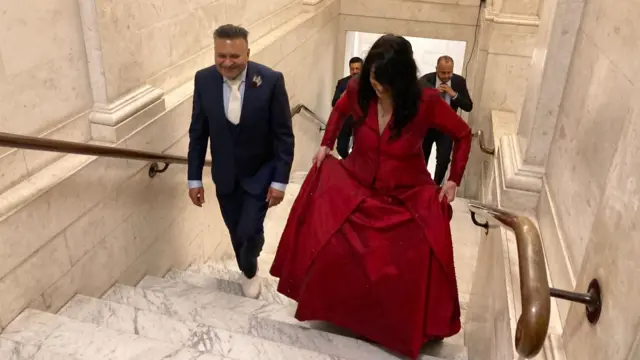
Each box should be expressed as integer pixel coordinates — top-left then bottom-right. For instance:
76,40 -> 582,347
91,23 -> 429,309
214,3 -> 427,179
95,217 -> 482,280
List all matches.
1,309 -> 227,360
134,275 -> 299,324
172,266 -> 467,357
166,268 -> 294,306
0,337 -> 82,360
58,295 -> 340,360
103,282 -> 466,360
182,262 -> 465,350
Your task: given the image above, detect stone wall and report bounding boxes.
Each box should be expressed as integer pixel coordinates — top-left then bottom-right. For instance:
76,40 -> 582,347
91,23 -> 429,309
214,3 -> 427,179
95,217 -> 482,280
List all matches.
541,0 -> 640,357
0,0 -> 307,195
90,0 -> 301,102
0,0 -> 93,138
0,0 -> 339,330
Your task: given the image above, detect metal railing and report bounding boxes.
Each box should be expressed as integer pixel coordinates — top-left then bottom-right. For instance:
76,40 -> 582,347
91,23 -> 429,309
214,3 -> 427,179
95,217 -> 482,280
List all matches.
291,104 -> 326,131
0,103 -> 324,178
0,131 -> 203,178
472,130 -> 495,155
468,201 -> 602,358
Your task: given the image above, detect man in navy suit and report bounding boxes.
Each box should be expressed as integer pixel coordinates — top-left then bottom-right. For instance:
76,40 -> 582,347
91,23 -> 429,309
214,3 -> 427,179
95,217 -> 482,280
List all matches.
419,55 -> 473,185
331,57 -> 362,158
187,24 -> 294,298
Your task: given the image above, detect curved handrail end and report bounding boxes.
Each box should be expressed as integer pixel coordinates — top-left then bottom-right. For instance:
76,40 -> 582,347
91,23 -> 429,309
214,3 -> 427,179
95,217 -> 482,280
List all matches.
467,200 -> 551,358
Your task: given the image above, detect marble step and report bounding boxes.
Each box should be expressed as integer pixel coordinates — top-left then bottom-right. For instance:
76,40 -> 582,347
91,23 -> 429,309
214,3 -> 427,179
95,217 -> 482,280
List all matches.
0,337 -> 82,360
0,309 -> 227,360
168,269 -> 467,360
134,275 -> 299,325
58,295 -> 341,360
137,275 -> 371,340
173,265 -> 468,358
186,259 -> 280,287
165,268 -> 295,306
103,282 -> 465,360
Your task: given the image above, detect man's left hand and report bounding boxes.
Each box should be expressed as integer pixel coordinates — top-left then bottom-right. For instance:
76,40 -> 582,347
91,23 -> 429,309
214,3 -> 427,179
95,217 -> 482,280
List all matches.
266,187 -> 285,208
439,84 -> 457,98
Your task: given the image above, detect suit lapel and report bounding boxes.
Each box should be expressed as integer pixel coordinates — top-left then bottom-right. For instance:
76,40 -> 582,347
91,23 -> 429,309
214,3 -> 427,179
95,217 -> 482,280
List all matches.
239,62 -> 258,129
211,69 -> 226,124
429,73 -> 437,87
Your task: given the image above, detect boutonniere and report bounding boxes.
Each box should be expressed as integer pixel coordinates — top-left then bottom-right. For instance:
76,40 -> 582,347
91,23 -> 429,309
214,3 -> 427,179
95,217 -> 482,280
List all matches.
252,75 -> 262,88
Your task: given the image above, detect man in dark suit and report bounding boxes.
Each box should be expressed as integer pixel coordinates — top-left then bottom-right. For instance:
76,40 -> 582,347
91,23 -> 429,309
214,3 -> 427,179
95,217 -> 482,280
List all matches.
419,55 -> 473,185
187,24 -> 294,298
331,57 -> 363,158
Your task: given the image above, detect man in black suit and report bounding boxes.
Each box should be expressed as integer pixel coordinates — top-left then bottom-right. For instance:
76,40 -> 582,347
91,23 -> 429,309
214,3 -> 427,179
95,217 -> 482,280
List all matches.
419,55 -> 473,185
187,25 -> 294,299
331,57 -> 363,158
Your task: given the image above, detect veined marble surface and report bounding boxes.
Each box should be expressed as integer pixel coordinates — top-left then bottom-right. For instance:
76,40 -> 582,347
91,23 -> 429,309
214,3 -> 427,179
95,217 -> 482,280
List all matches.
102,283 -> 465,360
167,267 -> 295,306
175,264 -> 469,358
1,309 -> 226,360
134,276 -> 298,325
0,337 -> 82,360
58,295 -> 340,360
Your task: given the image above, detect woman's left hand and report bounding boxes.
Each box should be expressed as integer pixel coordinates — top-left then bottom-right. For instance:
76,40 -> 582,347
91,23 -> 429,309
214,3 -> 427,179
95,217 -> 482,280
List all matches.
438,180 -> 457,203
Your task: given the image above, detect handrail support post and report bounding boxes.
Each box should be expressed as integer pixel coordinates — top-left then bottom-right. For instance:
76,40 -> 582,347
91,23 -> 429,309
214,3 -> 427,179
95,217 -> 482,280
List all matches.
550,278 -> 602,324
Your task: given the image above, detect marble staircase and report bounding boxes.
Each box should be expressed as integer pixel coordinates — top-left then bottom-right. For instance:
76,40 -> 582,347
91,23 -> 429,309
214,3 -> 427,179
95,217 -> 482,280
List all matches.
0,180 -> 480,360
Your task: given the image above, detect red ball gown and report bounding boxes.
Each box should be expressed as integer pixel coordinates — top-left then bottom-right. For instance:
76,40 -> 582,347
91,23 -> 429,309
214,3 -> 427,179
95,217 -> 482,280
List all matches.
270,78 -> 472,359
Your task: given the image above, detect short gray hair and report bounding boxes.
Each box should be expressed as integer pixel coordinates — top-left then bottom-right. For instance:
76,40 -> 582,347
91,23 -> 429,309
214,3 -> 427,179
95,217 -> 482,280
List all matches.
213,24 -> 249,41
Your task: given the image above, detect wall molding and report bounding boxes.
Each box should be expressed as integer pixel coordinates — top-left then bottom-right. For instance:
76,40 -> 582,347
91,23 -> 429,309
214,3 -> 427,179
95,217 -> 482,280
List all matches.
499,134 -> 544,193
484,11 -> 540,26
537,178 -> 576,325
495,134 -> 543,213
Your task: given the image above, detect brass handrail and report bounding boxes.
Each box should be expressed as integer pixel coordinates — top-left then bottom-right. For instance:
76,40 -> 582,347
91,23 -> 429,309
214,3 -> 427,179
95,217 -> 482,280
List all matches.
0,103 -> 323,177
468,201 -> 602,358
468,201 -> 550,358
472,130 -> 495,155
0,131 -> 209,177
291,104 -> 326,131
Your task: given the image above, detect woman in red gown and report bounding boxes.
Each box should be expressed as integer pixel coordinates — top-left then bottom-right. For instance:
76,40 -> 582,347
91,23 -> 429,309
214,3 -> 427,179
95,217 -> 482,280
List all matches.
270,34 -> 472,359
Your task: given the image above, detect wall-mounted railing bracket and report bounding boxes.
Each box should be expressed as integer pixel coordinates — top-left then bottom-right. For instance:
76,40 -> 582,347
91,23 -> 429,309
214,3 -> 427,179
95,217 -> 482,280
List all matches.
550,278 -> 602,324
472,130 -> 495,155
470,211 -> 489,234
149,162 -> 170,178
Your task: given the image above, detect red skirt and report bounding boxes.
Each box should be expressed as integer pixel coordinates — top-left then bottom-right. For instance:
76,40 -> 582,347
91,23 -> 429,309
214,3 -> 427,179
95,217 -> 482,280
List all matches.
270,157 -> 461,359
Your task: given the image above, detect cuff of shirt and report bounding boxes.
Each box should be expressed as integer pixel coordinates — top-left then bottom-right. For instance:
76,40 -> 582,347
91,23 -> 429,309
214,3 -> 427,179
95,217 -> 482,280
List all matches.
188,180 -> 204,189
270,182 -> 287,191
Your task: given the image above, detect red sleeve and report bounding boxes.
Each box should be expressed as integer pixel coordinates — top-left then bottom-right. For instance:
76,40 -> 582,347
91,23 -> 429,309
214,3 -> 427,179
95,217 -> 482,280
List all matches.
321,77 -> 359,148
425,89 -> 472,185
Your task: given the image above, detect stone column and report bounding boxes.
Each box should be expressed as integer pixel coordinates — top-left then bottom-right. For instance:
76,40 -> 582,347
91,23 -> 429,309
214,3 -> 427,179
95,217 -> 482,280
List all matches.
516,0 -> 585,166
498,0 -> 585,208
77,0 -> 164,143
462,0 -> 540,200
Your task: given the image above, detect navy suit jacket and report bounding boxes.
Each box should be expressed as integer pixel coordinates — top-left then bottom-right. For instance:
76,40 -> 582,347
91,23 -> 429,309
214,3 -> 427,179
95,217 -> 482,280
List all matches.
187,62 -> 294,196
332,75 -> 351,107
418,72 -> 473,113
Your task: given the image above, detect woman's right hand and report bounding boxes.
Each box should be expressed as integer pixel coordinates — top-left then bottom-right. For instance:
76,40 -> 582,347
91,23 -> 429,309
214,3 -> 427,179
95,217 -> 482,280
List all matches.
312,146 -> 331,168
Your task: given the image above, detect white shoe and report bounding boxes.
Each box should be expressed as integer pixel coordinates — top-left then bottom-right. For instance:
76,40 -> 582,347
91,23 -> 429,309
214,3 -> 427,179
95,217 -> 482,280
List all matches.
240,265 -> 261,299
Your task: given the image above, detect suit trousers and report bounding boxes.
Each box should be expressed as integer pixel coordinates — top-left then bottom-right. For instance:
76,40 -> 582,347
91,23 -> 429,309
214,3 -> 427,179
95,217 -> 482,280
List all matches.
217,185 -> 268,278
422,128 -> 453,186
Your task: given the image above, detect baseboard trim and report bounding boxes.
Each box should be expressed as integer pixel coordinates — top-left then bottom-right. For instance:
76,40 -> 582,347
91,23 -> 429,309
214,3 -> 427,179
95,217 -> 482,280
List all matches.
537,178 -> 576,325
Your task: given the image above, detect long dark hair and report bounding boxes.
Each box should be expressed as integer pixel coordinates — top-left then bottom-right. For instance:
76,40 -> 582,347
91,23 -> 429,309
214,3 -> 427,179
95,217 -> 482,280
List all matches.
357,34 -> 421,138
